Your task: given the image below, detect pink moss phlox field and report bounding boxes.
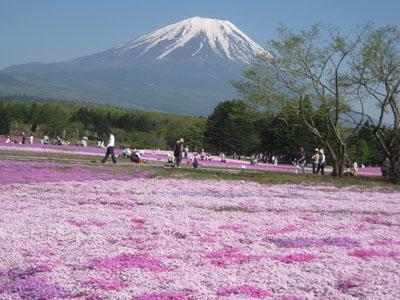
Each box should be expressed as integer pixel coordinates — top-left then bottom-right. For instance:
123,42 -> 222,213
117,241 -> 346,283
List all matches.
0,159 -> 138,184
0,164 -> 399,298
266,225 -> 298,235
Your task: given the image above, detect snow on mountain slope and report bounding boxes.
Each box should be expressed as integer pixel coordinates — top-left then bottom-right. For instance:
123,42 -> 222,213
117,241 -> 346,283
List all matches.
113,16 -> 266,64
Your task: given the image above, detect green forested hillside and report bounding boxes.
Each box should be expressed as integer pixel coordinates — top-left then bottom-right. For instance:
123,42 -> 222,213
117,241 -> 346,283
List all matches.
0,95 -> 206,150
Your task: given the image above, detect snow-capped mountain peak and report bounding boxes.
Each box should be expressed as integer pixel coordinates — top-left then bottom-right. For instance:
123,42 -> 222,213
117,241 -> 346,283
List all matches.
114,16 -> 265,64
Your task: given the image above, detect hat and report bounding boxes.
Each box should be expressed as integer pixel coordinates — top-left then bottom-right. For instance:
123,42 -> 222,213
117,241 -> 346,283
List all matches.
319,149 -> 324,154
180,138 -> 184,143
315,148 -> 319,151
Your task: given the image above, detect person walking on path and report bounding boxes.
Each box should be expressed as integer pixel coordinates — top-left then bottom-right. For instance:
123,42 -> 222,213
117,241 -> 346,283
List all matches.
101,133 -> 117,164
316,149 -> 326,175
174,138 -> 184,167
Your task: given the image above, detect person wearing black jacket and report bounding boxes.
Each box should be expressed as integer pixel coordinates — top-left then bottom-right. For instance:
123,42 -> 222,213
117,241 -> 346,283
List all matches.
173,138 -> 184,167
297,146 -> 307,174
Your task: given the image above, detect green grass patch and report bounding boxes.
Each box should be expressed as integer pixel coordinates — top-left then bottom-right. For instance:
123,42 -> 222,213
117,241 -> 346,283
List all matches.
153,166 -> 398,190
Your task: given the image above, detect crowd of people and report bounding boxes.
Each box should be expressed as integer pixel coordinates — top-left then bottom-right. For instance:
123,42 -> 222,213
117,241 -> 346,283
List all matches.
5,132 -> 34,145
5,132 -> 73,146
2,132 -> 394,178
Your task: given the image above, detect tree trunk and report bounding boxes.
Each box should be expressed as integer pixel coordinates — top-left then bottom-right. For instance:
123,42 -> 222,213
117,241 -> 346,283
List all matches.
329,148 -> 346,177
331,160 -> 339,177
390,158 -> 400,184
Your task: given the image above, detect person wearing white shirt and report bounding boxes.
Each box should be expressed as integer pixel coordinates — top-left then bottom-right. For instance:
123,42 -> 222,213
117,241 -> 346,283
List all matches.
101,133 -> 117,163
316,149 -> 326,175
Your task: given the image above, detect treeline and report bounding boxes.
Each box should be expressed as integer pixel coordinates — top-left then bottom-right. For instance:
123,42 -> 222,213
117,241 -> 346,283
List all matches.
0,96 -> 384,166
203,100 -> 384,166
0,97 -> 205,149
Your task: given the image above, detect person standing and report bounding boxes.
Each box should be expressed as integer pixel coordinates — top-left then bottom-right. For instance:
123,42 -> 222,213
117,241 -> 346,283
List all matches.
174,138 -> 184,167
220,152 -> 227,163
101,133 -> 117,164
184,145 -> 189,158
21,132 -> 26,144
296,146 -> 307,174
311,148 -> 320,174
316,149 -> 326,175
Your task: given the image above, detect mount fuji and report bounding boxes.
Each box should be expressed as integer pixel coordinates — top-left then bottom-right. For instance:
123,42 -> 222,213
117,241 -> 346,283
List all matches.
1,17 -> 266,115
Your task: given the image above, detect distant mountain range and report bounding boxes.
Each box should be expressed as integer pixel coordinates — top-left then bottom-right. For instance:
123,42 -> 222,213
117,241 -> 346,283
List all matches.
0,17 -> 266,115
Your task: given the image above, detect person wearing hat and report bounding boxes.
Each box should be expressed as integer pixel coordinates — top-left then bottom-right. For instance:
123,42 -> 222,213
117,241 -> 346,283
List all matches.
173,138 -> 184,167
316,148 -> 326,175
311,148 -> 320,174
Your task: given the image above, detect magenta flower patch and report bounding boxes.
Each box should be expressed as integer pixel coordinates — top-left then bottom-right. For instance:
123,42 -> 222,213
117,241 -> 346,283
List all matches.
217,285 -> 271,298
0,271 -> 69,299
68,219 -> 107,228
206,247 -> 262,267
90,253 -> 169,273
362,217 -> 392,226
348,249 -> 400,260
274,253 -> 320,263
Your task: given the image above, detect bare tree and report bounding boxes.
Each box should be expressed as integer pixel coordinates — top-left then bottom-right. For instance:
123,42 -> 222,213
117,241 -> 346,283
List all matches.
234,24 -> 365,176
353,25 -> 400,182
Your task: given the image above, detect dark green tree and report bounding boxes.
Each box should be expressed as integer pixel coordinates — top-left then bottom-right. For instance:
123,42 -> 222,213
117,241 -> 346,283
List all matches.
183,121 -> 205,152
28,103 -> 41,132
204,100 -> 260,155
0,102 -> 11,135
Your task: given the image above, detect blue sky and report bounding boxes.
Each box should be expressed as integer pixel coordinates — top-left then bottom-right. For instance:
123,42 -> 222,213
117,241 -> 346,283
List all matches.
1,0 -> 399,69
